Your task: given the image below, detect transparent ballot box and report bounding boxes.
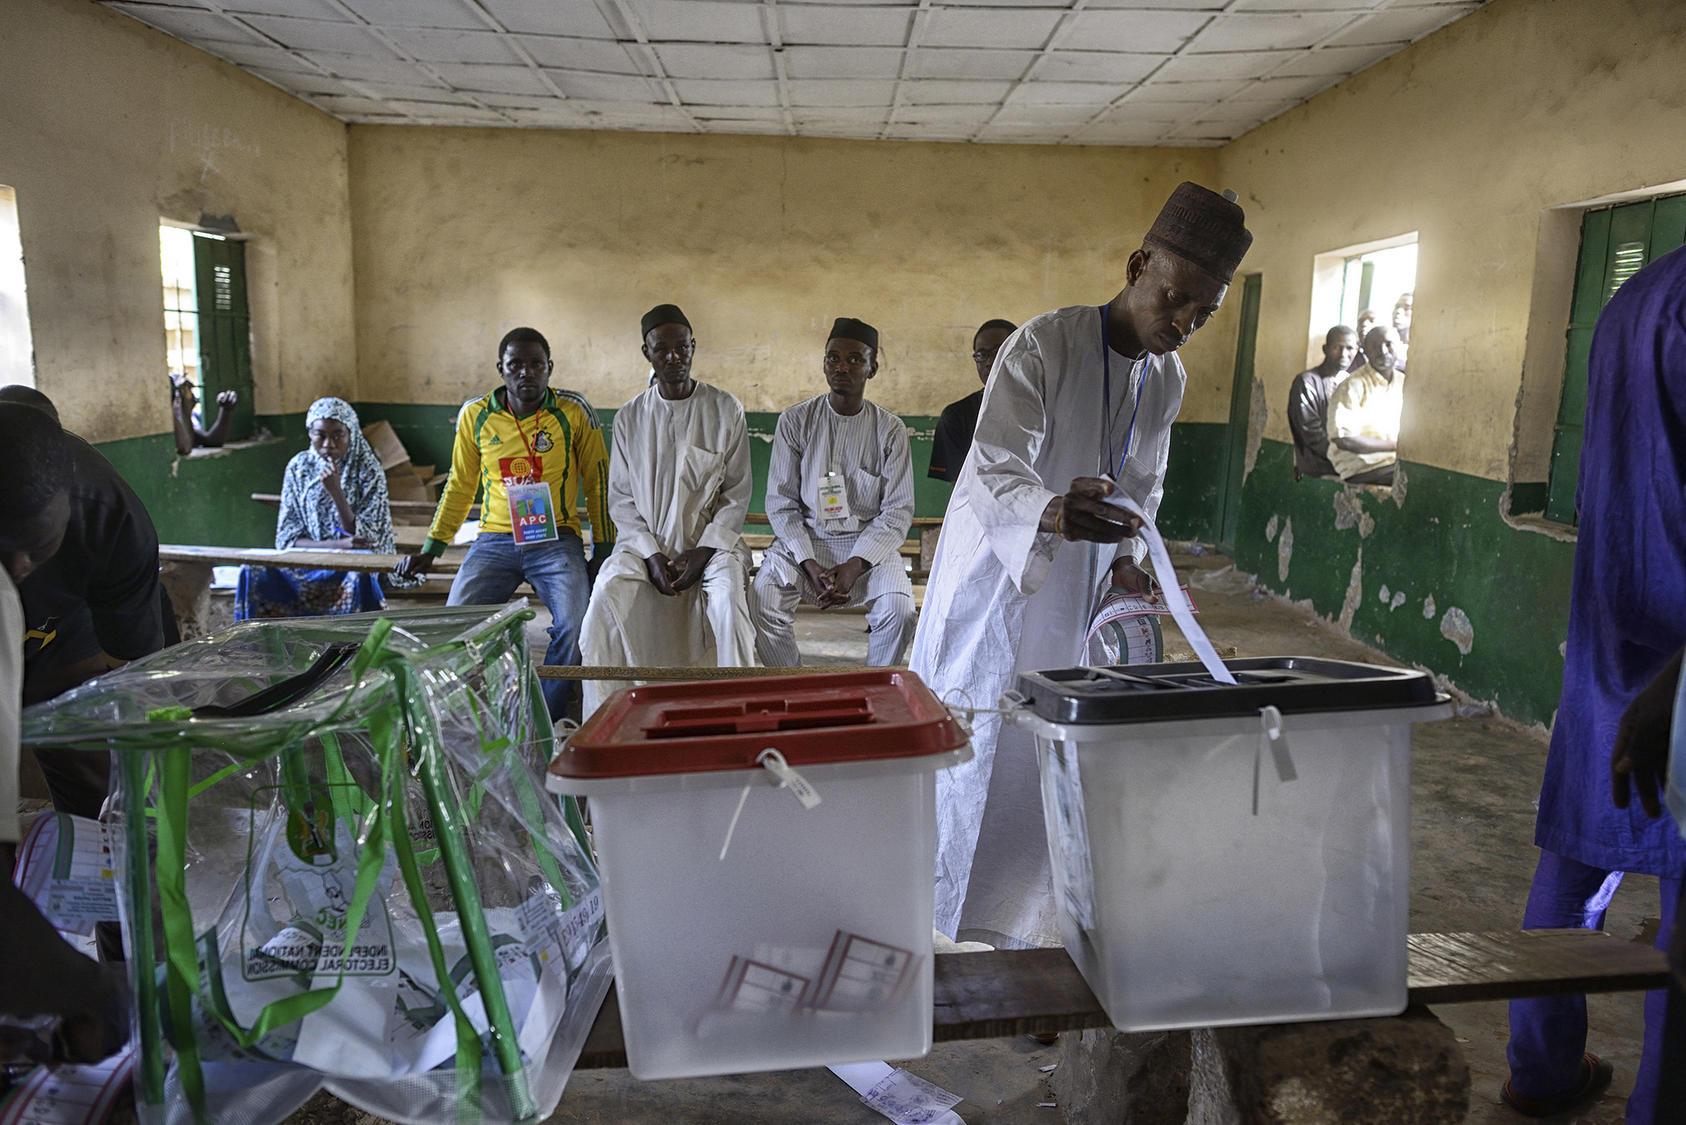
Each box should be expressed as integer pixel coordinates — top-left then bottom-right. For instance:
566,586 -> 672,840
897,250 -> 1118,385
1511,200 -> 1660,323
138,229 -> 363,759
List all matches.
1010,657 -> 1451,1032
548,670 -> 970,1080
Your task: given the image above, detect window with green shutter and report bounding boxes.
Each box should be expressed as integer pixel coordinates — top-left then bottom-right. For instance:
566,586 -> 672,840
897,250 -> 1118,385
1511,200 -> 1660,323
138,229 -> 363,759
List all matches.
161,224 -> 255,442
1545,191 -> 1686,524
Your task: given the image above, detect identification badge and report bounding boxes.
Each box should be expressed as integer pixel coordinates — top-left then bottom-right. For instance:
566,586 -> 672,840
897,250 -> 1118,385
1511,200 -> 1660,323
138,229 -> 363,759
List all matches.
506,482 -> 559,546
817,471 -> 851,520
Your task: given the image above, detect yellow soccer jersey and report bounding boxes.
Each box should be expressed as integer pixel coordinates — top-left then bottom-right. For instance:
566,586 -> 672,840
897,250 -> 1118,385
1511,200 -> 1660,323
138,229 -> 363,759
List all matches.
422,387 -> 614,555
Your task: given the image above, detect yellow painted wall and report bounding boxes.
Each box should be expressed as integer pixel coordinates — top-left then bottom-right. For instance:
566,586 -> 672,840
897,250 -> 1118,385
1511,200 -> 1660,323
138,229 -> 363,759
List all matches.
347,127 -> 1238,419
1216,0 -> 1686,481
0,0 -> 355,443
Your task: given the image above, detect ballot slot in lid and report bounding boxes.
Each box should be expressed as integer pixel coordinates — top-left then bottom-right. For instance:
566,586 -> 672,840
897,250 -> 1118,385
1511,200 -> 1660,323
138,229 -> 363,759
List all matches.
1016,656 -> 1439,725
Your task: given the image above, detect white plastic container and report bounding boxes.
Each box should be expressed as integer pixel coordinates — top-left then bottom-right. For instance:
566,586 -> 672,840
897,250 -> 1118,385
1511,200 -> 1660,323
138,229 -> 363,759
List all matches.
548,670 -> 971,1079
1011,657 -> 1450,1032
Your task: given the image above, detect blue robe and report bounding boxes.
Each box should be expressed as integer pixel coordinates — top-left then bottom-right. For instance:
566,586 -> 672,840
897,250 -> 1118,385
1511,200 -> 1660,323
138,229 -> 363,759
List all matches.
1535,243 -> 1686,875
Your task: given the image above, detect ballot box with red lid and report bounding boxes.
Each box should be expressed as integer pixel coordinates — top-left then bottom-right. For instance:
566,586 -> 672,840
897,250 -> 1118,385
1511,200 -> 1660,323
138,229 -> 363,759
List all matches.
548,670 -> 971,1080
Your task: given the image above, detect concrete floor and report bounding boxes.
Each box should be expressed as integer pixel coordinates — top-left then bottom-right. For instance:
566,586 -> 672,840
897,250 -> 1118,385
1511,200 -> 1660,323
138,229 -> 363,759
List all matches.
316,548 -> 1661,1123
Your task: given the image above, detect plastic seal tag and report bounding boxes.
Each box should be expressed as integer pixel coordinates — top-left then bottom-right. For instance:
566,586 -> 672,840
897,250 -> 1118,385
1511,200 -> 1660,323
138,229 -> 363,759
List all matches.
1251,705 -> 1297,816
757,748 -> 821,810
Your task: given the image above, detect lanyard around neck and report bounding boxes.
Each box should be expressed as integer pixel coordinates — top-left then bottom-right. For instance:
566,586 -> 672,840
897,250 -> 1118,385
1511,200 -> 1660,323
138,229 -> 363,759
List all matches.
1099,304 -> 1147,480
506,395 -> 545,480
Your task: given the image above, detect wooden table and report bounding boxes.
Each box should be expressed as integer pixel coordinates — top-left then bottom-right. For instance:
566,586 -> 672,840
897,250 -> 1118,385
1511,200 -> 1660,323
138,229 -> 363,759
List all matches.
571,929 -> 1670,1069
159,544 -> 457,575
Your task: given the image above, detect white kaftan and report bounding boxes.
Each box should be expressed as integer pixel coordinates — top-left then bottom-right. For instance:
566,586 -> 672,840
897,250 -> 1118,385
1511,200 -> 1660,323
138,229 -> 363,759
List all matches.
910,304 -> 1187,949
751,395 -> 917,667
579,381 -> 756,715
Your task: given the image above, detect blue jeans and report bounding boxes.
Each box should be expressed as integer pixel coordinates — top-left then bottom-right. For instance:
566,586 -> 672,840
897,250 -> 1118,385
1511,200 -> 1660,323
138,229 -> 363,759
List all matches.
447,531 -> 587,720
1507,849 -> 1682,1123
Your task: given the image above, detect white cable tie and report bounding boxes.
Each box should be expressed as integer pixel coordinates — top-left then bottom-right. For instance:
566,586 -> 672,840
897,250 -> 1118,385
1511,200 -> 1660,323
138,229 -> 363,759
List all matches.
757,748 -> 822,809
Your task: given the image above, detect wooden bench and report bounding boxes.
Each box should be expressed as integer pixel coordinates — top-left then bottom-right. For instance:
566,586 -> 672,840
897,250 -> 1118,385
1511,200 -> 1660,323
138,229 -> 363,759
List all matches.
159,544 -> 459,576
571,929 -> 1670,1069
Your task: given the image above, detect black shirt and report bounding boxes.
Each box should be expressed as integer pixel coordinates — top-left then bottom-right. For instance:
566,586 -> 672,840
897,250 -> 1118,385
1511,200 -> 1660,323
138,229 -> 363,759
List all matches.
928,388 -> 985,482
20,434 -> 164,701
1287,369 -> 1341,480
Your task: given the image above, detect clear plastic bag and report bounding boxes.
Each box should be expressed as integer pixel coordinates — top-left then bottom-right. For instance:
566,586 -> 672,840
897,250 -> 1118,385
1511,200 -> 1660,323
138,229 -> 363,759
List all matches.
21,603 -> 610,1125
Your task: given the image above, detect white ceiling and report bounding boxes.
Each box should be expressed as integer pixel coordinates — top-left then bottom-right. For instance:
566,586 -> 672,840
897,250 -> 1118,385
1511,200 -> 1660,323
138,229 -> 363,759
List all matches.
102,0 -> 1487,146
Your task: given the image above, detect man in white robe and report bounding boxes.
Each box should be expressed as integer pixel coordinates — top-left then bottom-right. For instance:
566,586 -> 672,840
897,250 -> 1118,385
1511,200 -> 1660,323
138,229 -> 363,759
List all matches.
579,305 -> 756,715
912,182 -> 1254,949
752,317 -> 917,668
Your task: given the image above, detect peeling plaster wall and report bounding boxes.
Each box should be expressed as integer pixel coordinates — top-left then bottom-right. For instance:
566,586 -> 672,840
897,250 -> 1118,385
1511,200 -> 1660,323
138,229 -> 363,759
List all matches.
1,0 -> 356,443
346,127 -> 1233,420
1217,0 -> 1686,481
1209,0 -> 1684,726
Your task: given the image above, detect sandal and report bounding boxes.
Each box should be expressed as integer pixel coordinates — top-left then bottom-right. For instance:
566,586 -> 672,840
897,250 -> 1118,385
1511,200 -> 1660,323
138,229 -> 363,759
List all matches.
1501,1052 -> 1614,1117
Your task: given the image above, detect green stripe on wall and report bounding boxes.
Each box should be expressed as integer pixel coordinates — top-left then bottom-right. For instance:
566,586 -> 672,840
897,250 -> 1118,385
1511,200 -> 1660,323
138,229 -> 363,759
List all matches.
1232,439 -> 1573,727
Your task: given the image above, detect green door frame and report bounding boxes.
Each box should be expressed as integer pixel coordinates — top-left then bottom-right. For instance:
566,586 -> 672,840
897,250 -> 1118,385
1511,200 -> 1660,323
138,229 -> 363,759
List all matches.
1217,273 -> 1262,552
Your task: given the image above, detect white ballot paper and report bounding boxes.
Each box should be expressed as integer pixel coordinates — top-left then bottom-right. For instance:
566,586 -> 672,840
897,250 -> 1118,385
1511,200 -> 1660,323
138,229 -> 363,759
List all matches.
829,1061 -> 966,1125
1100,485 -> 1237,685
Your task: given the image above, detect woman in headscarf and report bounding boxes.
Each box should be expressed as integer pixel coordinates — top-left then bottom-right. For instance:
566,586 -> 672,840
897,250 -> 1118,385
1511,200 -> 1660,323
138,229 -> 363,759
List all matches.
236,397 -> 407,619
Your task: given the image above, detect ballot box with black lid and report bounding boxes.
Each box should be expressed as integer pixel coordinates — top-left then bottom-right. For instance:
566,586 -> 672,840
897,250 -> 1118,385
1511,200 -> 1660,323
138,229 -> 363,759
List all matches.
1009,657 -> 1450,1032
548,670 -> 971,1079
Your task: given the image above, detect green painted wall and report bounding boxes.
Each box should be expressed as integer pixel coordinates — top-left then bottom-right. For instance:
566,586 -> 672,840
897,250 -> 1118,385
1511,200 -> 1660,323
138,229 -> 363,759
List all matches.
1231,439 -> 1574,727
94,413 -> 306,547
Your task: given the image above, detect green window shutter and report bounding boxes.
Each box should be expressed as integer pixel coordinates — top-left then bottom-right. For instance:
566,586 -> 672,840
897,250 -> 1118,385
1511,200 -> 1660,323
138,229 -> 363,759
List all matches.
192,235 -> 254,441
1544,192 -> 1684,525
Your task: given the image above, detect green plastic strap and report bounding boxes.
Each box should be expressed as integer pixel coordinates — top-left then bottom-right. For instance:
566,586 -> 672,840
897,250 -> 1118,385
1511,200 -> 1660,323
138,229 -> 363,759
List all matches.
152,745 -> 207,1119
121,751 -> 166,1107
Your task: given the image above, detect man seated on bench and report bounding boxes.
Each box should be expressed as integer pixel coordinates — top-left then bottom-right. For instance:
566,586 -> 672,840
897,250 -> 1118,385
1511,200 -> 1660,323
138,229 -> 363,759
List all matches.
578,305 -> 756,714
751,317 -> 915,668
397,327 -> 613,721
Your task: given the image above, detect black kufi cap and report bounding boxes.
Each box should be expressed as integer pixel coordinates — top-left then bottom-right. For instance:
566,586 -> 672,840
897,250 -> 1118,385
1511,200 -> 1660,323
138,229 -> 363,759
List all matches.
828,317 -> 878,351
641,303 -> 691,338
1143,182 -> 1253,283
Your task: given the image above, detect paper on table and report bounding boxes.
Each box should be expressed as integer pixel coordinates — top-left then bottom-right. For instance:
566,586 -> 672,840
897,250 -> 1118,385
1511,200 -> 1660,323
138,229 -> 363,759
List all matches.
829,1061 -> 966,1125
1100,485 -> 1237,685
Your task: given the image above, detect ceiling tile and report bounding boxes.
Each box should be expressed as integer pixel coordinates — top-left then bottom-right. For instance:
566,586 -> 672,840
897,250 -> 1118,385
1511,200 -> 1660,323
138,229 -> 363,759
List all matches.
193,41 -> 316,72
1268,43 -> 1388,76
336,0 -> 486,29
882,125 -> 974,142
381,98 -> 507,118
562,101 -> 697,127
298,50 -> 425,82
906,48 -> 1035,81
480,0 -> 619,38
106,4 -> 270,45
516,36 -> 644,73
381,26 -> 520,64
1231,0 -> 1384,9
1055,10 -> 1212,53
890,104 -> 995,127
1227,73 -> 1337,100
794,107 -> 889,122
241,15 -> 394,53
653,43 -> 776,81
1187,11 -> 1359,52
1007,81 -> 1123,107
1128,77 -> 1248,101
1320,4 -> 1478,47
670,78 -> 782,106
991,103 -> 1103,126
426,62 -> 549,94
922,8 -> 1064,49
699,119 -> 789,134
904,79 -> 1014,105
780,5 -> 915,47
1186,99 -> 1277,124
246,68 -> 357,95
625,1 -> 765,43
223,0 -> 342,17
787,79 -> 899,107
548,71 -> 665,102
476,91 -> 571,110
781,46 -> 904,80
350,79 -> 463,101
687,105 -> 788,121
1027,51 -> 1164,84
309,93 -> 414,116
1154,49 -> 1298,81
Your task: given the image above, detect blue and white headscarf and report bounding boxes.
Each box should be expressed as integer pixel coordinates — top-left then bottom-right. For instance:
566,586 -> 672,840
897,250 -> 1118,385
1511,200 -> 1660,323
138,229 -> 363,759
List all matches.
276,397 -> 396,555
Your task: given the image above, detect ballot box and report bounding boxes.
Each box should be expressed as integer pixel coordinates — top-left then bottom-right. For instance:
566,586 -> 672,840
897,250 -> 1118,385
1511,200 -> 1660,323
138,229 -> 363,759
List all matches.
548,670 -> 970,1080
1010,657 -> 1450,1032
